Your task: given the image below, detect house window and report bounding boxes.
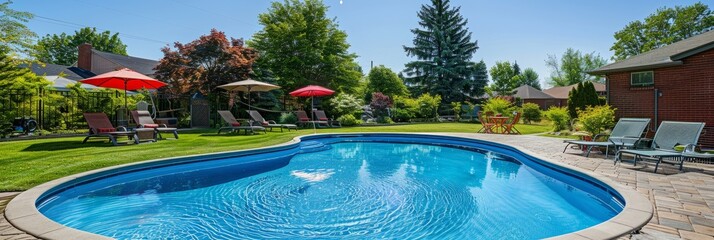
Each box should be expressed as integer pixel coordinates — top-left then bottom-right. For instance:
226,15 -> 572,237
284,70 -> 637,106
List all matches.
631,71 -> 653,87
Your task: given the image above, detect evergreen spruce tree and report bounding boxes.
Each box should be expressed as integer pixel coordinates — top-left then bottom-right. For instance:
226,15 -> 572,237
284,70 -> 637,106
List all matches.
403,0 -> 481,103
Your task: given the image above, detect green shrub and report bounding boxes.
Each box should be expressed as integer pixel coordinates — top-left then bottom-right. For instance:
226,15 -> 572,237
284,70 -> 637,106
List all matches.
482,97 -> 515,117
279,112 -> 297,124
416,93 -> 441,119
377,116 -> 394,124
329,93 -> 363,117
567,81 -> 602,118
450,102 -> 462,121
577,105 -> 616,137
392,95 -> 418,122
521,103 -> 542,124
337,114 -> 362,126
543,106 -> 570,132
370,92 -> 392,119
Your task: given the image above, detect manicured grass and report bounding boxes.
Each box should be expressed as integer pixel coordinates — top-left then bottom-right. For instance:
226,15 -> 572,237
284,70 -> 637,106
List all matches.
0,122 -> 549,191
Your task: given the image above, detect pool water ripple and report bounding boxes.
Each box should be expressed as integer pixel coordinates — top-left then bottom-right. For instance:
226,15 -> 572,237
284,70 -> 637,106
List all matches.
39,140 -> 619,239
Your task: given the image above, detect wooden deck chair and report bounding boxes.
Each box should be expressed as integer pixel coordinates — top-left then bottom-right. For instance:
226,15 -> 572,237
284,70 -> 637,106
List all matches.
83,112 -> 155,145
217,110 -> 266,135
504,111 -> 521,134
476,112 -> 494,133
131,110 -> 179,139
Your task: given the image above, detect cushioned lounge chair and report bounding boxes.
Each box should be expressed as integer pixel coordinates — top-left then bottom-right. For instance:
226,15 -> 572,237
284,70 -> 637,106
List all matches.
563,118 -> 650,158
294,110 -> 328,128
246,110 -> 297,132
314,110 -> 340,127
217,110 -> 266,135
616,121 -> 705,173
131,110 -> 179,139
83,112 -> 155,145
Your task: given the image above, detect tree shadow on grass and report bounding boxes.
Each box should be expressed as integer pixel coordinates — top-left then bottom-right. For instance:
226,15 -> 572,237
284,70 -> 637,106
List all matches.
21,140 -> 124,152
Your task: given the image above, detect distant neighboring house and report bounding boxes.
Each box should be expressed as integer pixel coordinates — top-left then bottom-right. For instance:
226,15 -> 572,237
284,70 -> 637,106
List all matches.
23,62 -> 98,91
77,43 -> 159,77
512,85 -> 559,109
541,82 -> 606,108
22,44 -> 160,91
590,30 -> 714,148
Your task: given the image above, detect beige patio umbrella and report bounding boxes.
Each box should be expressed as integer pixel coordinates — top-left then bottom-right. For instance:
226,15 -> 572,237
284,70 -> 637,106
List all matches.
217,79 -> 280,110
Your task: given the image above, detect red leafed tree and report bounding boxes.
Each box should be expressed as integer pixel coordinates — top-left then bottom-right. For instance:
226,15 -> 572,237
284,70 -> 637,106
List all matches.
154,29 -> 258,95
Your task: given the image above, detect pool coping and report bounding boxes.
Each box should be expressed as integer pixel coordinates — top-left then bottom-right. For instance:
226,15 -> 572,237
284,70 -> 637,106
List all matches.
5,133 -> 652,240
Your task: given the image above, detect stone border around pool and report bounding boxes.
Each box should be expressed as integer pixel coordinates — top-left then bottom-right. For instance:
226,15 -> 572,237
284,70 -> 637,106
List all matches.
5,133 -> 653,240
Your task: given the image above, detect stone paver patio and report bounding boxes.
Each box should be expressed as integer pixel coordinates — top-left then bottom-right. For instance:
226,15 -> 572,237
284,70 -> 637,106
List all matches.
2,133 -> 714,239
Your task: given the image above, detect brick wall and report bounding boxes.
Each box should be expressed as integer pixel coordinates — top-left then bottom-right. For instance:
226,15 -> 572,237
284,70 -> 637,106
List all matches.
523,99 -> 564,110
607,48 -> 714,148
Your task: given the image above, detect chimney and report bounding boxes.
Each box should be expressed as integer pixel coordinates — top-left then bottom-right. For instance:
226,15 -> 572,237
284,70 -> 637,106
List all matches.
77,43 -> 92,71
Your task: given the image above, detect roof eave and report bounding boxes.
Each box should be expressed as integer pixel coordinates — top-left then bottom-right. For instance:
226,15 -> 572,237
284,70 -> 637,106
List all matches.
671,42 -> 714,60
588,61 -> 683,75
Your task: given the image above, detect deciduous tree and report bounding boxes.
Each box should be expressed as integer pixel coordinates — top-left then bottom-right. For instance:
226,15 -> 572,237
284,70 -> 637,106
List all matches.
403,0 -> 480,103
0,1 -> 36,55
489,61 -> 517,96
546,48 -> 607,87
611,2 -> 714,60
33,27 -> 127,66
249,0 -> 362,94
154,29 -> 258,96
366,65 -> 408,101
520,68 -> 541,90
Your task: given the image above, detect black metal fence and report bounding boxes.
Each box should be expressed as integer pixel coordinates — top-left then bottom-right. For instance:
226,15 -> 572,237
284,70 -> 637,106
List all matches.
2,89 -> 116,133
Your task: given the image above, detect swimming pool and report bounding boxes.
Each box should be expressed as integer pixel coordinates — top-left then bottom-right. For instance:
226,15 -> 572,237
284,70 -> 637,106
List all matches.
7,133 -> 652,239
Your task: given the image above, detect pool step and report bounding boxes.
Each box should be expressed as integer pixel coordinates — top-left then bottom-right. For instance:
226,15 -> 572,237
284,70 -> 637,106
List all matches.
300,141 -> 331,153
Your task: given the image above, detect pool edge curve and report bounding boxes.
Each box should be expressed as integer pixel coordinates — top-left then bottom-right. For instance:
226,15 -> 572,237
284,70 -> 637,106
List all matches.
5,133 -> 652,240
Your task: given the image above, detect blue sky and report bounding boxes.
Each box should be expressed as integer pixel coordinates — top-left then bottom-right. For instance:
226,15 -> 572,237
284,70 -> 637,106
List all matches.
13,0 -> 707,88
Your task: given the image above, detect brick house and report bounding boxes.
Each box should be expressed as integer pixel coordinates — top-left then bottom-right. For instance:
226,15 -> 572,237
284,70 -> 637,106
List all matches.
77,43 -> 158,77
590,30 -> 714,148
542,82 -> 606,108
512,85 -> 559,109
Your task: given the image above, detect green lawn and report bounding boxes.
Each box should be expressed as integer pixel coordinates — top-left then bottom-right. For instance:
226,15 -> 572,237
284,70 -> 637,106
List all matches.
0,123 -> 550,191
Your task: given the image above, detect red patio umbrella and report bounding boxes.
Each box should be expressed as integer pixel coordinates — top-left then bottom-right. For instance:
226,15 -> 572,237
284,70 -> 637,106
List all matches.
289,85 -> 335,111
80,68 -> 167,125
290,85 -> 335,132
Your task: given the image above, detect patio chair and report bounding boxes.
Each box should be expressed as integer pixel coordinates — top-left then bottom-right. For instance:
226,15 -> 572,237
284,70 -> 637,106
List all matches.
246,110 -> 298,132
217,110 -> 266,135
131,110 -> 179,139
294,110 -> 328,128
504,111 -> 522,134
563,118 -> 650,158
476,112 -> 494,133
314,110 -> 341,127
616,121 -> 705,173
83,112 -> 155,145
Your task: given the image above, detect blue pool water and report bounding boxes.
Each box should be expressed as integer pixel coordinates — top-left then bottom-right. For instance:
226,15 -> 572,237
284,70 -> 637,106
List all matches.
38,135 -> 622,239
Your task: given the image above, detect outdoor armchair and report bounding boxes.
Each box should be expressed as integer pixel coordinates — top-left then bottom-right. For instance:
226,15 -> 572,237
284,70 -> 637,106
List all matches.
563,118 -> 650,158
131,110 -> 179,139
504,111 -> 521,135
616,121 -> 705,173
476,112 -> 494,133
83,112 -> 155,145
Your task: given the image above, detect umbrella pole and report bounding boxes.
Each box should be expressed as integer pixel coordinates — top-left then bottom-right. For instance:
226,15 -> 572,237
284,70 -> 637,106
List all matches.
124,81 -> 128,127
312,96 -> 316,134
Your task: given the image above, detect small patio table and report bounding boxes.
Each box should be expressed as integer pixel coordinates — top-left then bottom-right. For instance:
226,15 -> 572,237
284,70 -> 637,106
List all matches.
488,116 -> 510,134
